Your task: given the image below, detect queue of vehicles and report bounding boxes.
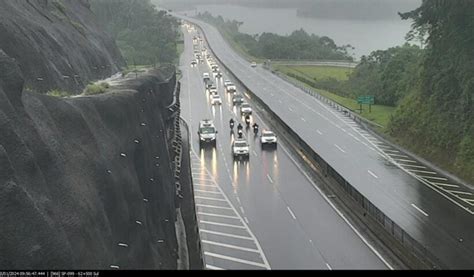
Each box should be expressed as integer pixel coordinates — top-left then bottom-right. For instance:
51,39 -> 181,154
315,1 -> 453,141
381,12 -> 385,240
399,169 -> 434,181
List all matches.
196,45 -> 277,159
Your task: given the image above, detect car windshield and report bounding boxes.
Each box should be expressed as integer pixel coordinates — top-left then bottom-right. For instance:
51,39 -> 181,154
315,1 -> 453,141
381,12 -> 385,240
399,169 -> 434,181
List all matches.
212,95 -> 220,99
263,132 -> 275,137
201,127 -> 215,134
234,141 -> 247,147
242,104 -> 250,108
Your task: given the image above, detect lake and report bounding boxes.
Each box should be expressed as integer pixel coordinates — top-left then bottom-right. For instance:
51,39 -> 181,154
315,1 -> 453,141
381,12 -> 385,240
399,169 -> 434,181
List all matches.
185,4 -> 416,59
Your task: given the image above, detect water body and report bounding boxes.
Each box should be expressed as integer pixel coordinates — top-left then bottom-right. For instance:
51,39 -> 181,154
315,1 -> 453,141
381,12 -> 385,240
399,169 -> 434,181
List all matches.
187,4 -> 415,59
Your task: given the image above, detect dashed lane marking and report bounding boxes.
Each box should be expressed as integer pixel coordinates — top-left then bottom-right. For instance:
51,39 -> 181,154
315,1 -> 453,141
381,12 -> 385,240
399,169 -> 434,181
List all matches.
316,130 -> 323,135
368,170 -> 379,179
198,212 -> 240,219
326,263 -> 332,270
334,144 -> 346,153
267,174 -> 274,184
411,204 -> 429,217
287,206 -> 297,220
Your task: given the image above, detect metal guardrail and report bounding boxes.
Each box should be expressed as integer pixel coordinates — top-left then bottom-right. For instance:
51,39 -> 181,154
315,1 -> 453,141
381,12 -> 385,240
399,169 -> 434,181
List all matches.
273,70 -> 384,130
187,19 -> 443,269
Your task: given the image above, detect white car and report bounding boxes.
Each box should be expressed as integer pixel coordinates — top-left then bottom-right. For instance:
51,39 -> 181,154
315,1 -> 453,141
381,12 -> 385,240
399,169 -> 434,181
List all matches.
203,72 -> 210,80
225,84 -> 236,93
198,119 -> 217,147
260,130 -> 277,146
250,62 -> 257,67
210,94 -> 222,105
224,80 -> 232,87
232,139 -> 250,158
240,103 -> 252,115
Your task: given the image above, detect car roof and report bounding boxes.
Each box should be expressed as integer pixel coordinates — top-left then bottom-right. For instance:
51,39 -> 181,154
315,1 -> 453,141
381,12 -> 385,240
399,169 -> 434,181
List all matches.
262,130 -> 274,135
234,139 -> 248,144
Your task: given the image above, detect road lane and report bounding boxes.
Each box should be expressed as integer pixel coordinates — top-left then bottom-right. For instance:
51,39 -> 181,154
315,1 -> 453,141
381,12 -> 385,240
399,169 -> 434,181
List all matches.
180,24 -> 389,269
178,15 -> 474,269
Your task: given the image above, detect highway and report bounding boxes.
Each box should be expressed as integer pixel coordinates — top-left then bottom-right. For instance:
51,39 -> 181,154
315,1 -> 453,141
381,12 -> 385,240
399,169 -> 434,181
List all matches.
179,24 -> 389,270
177,15 -> 474,269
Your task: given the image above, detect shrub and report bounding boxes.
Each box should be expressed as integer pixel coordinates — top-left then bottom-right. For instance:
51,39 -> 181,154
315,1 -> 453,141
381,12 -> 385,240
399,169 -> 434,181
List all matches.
84,82 -> 109,95
46,89 -> 72,97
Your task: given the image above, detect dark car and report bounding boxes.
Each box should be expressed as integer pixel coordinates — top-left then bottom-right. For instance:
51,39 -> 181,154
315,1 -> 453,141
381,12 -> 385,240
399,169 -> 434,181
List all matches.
232,94 -> 244,105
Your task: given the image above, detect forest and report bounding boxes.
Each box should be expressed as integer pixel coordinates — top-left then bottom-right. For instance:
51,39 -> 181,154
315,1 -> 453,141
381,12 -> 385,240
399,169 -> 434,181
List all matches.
91,0 -> 179,65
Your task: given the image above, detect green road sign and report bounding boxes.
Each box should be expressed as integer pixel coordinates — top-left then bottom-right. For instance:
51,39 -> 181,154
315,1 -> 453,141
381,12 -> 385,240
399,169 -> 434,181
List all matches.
357,95 -> 375,105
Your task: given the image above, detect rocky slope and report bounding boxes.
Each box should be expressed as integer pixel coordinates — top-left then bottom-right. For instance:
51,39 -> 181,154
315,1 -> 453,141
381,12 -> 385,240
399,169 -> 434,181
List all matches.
0,0 -> 125,94
0,0 -> 202,270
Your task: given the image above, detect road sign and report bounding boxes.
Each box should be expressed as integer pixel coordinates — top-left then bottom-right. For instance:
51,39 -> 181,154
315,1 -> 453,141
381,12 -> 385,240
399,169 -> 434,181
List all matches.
357,95 -> 375,105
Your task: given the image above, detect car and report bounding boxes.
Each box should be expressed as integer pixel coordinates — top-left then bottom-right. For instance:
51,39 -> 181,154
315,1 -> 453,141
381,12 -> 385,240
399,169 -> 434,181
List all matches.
209,85 -> 217,94
205,79 -> 213,89
210,94 -> 222,105
225,83 -> 236,93
240,103 -> 252,115
232,139 -> 250,159
260,130 -> 277,147
250,61 -> 257,67
224,80 -> 232,87
203,72 -> 210,81
232,94 -> 244,105
198,119 -> 217,147
216,72 -> 223,79
191,60 -> 197,66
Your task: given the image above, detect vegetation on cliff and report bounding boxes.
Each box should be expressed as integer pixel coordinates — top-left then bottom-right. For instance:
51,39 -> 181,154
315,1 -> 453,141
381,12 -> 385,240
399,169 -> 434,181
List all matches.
91,0 -> 180,65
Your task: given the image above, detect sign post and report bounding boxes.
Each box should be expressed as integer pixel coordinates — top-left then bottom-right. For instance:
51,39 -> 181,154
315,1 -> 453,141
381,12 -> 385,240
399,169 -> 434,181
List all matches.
357,95 -> 375,113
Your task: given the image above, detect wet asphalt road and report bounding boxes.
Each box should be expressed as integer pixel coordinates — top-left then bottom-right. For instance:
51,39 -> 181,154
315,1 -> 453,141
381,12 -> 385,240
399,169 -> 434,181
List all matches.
176,15 -> 474,269
179,24 -> 389,270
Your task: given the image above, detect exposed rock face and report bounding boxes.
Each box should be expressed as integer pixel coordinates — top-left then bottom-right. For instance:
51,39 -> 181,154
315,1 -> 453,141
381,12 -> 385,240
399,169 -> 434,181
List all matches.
0,0 -> 202,270
0,0 -> 125,93
0,52 -> 201,268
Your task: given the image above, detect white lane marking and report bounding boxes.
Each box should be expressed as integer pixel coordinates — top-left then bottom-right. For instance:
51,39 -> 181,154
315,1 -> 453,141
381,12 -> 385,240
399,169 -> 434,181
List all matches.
196,22 -> 398,268
287,206 -> 297,220
198,212 -> 240,219
431,182 -> 459,188
400,164 -> 427,169
202,240 -> 260,253
239,206 -> 245,214
393,159 -> 417,164
334,144 -> 346,153
206,264 -> 224,270
326,263 -> 332,270
200,220 -> 247,229
445,190 -> 473,196
420,176 -> 448,181
267,174 -> 274,184
411,204 -> 429,217
191,151 -> 271,269
383,149 -> 399,154
200,229 -> 253,240
407,169 -> 437,175
388,153 -> 410,158
197,204 -> 233,210
252,150 -> 258,157
194,177 -> 215,182
316,130 -> 323,135
288,107 -> 294,112
195,196 -> 227,202
205,252 -> 267,268
195,189 -> 222,195
368,170 -> 378,179
195,183 -> 219,188
301,117 -> 306,122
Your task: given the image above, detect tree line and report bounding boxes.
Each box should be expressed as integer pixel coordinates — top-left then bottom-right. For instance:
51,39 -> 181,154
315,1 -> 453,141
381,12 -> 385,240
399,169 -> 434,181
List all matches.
90,0 -> 179,65
196,11 -> 353,61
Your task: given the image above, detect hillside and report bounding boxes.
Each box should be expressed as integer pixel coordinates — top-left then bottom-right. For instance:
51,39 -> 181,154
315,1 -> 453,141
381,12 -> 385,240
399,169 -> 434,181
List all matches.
0,0 -> 202,269
0,0 -> 125,94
